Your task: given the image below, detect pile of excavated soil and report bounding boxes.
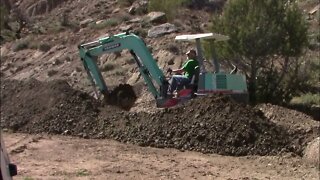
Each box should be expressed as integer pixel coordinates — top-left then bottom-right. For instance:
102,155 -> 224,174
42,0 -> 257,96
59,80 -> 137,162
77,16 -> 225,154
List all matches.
0,79 -> 101,134
105,97 -> 292,156
1,79 -> 317,156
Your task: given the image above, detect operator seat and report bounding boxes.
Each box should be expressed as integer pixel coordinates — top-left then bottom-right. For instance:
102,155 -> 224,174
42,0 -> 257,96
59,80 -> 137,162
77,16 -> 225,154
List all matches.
186,66 -> 200,94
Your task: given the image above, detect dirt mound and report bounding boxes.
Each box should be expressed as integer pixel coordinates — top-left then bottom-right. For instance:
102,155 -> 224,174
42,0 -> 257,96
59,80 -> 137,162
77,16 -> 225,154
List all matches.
1,79 -> 317,156
0,79 -> 101,134
105,96 -> 293,156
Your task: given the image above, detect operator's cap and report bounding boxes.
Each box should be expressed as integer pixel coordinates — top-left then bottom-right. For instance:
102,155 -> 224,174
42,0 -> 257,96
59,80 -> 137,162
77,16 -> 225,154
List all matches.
186,49 -> 196,55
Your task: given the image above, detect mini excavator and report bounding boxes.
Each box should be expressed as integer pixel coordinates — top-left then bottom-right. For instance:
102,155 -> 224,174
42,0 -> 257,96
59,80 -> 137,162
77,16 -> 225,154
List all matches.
78,32 -> 248,109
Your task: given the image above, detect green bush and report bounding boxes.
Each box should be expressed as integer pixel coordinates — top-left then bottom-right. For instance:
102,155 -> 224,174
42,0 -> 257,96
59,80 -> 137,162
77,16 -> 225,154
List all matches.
133,28 -> 147,38
0,5 -> 9,30
76,169 -> 91,177
89,19 -> 119,30
102,63 -> 117,71
148,0 -> 188,21
1,29 -> 16,43
112,69 -> 125,76
48,22 -> 65,33
13,39 -> 30,52
290,93 -> 320,106
124,57 -> 136,65
120,15 -> 130,22
118,0 -> 136,7
208,0 -> 308,104
38,43 -> 52,52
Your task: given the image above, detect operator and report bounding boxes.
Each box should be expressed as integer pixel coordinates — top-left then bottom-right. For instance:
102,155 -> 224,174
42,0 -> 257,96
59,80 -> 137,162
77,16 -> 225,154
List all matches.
167,49 -> 199,95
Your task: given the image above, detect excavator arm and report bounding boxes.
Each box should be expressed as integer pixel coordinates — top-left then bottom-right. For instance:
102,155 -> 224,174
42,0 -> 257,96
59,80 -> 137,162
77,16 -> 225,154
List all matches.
78,32 -> 169,108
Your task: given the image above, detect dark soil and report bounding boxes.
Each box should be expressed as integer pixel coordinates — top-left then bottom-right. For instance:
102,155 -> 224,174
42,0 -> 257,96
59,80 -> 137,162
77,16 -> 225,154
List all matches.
1,79 -> 318,156
0,79 -> 101,134
106,84 -> 137,110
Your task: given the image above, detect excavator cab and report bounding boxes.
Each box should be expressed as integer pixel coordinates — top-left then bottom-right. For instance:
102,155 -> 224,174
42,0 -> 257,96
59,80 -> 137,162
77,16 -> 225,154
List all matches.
174,33 -> 249,103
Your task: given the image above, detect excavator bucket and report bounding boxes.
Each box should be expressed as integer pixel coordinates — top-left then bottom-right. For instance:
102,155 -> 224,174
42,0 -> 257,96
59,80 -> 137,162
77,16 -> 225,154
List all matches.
105,84 -> 137,110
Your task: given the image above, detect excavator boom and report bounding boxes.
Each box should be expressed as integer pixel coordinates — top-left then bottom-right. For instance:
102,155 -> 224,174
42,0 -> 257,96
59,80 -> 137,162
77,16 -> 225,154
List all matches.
78,32 -> 169,109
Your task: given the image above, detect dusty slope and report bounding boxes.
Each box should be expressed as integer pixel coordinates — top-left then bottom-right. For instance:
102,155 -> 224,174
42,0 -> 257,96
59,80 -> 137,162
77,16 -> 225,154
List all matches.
1,79 -> 319,156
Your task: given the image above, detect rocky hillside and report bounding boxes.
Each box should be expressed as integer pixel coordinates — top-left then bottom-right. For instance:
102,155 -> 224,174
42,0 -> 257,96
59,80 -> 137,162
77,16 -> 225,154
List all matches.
0,0 -> 319,107
1,0 -> 213,88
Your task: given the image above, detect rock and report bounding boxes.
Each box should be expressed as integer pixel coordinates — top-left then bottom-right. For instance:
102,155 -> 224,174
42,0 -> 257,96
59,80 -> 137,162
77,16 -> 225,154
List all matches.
147,12 -> 167,24
56,45 -> 66,50
75,66 -> 83,72
112,8 -> 120,13
0,46 -> 9,57
120,25 -> 133,32
128,0 -> 148,15
128,6 -> 136,15
168,58 -> 174,65
129,17 -> 142,23
52,59 -> 62,66
127,72 -> 141,84
303,137 -> 320,166
95,20 -> 105,25
80,18 -> 94,28
148,23 -> 178,38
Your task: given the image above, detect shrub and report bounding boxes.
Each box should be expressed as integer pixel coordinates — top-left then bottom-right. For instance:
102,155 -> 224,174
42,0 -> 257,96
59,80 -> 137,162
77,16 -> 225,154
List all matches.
120,15 -> 130,22
38,43 -> 52,52
48,22 -> 65,33
166,44 -> 180,54
118,0 -> 136,7
102,63 -> 116,71
209,0 -> 308,103
148,0 -> 188,21
76,169 -> 91,177
112,69 -> 125,76
90,19 -> 119,30
290,93 -> 320,106
1,29 -> 16,43
133,28 -> 147,38
13,39 -> 30,52
124,57 -> 136,65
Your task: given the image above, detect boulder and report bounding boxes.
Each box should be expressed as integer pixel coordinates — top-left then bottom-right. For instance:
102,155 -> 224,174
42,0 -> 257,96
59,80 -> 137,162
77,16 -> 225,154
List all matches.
147,12 -> 167,24
79,18 -> 94,28
128,0 -> 148,15
112,8 -> 120,13
148,23 -> 177,38
128,6 -> 136,15
129,17 -> 142,23
120,25 -> 133,32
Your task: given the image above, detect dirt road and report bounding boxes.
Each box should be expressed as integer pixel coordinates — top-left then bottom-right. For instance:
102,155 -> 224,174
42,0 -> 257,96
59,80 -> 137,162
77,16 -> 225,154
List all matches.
3,133 -> 319,180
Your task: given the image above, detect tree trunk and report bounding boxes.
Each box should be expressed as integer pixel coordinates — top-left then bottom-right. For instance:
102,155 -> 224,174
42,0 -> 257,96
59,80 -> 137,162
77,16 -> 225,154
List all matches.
273,56 -> 289,90
248,58 -> 257,103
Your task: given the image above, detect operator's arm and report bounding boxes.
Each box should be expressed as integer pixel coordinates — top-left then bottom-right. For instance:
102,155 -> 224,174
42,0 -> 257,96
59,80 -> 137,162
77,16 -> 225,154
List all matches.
171,60 -> 189,74
172,68 -> 184,74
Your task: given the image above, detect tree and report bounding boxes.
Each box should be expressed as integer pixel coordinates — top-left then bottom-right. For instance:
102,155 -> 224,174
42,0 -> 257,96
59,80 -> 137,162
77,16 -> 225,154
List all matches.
0,5 -> 10,30
0,0 -> 29,40
210,0 -> 308,103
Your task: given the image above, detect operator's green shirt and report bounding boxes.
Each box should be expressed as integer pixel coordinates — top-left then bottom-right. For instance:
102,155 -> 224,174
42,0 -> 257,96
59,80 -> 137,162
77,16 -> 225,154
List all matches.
181,59 -> 199,79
